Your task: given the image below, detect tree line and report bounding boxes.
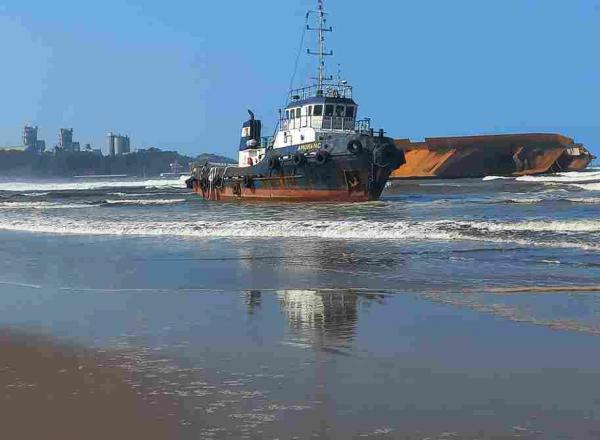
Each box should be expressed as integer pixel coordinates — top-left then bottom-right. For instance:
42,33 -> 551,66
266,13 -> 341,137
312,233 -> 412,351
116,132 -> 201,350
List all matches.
0,149 -> 235,177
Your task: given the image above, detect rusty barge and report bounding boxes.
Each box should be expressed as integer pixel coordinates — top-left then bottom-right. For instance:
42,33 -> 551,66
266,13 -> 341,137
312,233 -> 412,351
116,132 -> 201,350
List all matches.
391,133 -> 594,179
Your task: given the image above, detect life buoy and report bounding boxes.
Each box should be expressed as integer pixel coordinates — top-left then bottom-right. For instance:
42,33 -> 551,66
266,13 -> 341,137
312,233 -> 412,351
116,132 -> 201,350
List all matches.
347,139 -> 363,155
315,149 -> 329,165
293,152 -> 306,166
247,157 -> 253,166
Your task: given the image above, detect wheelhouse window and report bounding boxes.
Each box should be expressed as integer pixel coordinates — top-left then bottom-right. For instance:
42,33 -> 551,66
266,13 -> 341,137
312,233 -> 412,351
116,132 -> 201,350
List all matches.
325,105 -> 334,116
313,105 -> 323,116
345,106 -> 355,118
295,108 -> 301,118
285,110 -> 290,119
289,108 -> 295,119
335,105 -> 345,117
308,105 -> 313,116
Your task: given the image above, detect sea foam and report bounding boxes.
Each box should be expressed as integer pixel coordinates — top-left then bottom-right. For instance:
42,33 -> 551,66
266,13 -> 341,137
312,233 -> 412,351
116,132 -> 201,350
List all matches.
482,176 -> 512,181
0,201 -> 96,210
0,217 -> 597,250
515,171 -> 600,184
103,198 -> 186,206
0,177 -> 187,193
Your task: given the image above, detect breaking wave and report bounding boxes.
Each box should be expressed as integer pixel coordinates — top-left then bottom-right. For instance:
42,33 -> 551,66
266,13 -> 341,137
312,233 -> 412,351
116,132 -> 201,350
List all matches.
22,192 -> 49,197
0,198 -> 186,209
0,219 -> 456,241
482,176 -> 512,181
106,191 -> 183,197
497,196 -> 600,204
0,201 -> 97,210
103,198 -> 186,206
0,218 -> 597,250
499,197 -> 544,204
571,183 -> 600,191
565,197 -> 600,204
515,171 -> 600,184
0,177 -> 187,193
459,219 -> 600,233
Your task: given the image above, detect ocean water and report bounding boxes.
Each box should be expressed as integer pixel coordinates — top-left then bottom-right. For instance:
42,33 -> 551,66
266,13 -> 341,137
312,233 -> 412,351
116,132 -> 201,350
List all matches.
1,171 -> 600,439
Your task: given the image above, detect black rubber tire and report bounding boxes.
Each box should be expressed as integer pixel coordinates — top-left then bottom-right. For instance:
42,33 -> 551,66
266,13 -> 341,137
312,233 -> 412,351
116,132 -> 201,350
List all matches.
243,175 -> 254,188
268,156 -> 280,169
232,181 -> 241,196
372,143 -> 398,168
347,139 -> 363,155
185,176 -> 195,189
315,149 -> 329,165
292,152 -> 306,166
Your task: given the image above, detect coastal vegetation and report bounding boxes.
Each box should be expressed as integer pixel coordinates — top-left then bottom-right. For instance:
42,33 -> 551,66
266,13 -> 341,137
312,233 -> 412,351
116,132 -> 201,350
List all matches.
0,149 -> 235,177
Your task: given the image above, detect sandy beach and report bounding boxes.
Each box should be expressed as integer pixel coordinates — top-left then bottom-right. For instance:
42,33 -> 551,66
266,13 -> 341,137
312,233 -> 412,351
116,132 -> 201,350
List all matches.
0,329 -> 177,440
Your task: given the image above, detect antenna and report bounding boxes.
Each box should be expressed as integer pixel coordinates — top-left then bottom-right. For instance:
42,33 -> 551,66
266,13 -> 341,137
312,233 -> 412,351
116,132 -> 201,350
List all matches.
306,0 -> 333,93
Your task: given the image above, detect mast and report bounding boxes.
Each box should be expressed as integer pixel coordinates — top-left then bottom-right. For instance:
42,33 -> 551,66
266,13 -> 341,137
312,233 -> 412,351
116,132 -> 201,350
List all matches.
307,0 -> 333,93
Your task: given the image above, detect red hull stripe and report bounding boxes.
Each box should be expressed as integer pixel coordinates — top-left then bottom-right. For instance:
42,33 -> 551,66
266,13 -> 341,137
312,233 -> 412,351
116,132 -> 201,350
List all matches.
194,186 -> 371,202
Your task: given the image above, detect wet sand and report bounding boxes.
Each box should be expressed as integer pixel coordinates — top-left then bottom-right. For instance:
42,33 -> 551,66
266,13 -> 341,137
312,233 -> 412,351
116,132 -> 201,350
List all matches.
0,330 -> 177,440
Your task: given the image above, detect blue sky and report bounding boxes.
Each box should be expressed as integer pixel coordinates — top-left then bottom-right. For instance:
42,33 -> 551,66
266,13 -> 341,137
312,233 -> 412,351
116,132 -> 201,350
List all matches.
1,0 -> 600,157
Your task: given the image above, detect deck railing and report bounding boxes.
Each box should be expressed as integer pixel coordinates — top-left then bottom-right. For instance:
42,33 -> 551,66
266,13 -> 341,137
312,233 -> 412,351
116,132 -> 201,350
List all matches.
354,118 -> 372,134
287,84 -> 353,103
280,115 -> 359,132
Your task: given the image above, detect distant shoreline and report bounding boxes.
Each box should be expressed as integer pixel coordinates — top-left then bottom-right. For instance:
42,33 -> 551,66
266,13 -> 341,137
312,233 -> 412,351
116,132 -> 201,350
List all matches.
0,150 -> 235,178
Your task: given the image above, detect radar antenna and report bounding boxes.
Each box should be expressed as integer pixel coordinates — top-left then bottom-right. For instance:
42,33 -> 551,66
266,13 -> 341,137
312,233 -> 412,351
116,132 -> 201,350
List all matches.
306,0 -> 333,94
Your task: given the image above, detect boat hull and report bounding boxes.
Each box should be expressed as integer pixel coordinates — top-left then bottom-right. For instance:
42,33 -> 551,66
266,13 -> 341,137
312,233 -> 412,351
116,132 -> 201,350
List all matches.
189,134 -> 404,202
193,184 -> 373,202
555,151 -> 594,172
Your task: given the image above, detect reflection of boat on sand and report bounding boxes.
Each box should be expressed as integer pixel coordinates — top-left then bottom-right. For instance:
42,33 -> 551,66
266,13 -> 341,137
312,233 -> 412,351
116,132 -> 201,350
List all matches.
278,290 -> 358,340
275,290 -> 385,350
391,133 -> 595,179
243,289 -> 387,350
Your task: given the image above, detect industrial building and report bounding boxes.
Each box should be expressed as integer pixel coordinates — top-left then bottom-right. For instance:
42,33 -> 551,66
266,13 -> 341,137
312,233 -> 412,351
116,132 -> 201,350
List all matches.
83,143 -> 103,156
22,125 -> 46,153
107,132 -> 131,156
57,128 -> 80,152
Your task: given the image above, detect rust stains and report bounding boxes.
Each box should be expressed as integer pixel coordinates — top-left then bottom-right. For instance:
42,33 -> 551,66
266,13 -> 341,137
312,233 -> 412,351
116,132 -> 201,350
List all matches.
391,133 -> 594,179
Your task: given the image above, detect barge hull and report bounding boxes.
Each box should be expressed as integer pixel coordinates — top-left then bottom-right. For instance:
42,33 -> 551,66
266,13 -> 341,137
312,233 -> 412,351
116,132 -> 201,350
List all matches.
391,133 -> 594,179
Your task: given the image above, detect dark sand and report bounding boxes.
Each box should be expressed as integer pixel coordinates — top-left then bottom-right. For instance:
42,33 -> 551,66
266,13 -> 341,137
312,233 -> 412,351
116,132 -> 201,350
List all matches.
0,330 -> 176,440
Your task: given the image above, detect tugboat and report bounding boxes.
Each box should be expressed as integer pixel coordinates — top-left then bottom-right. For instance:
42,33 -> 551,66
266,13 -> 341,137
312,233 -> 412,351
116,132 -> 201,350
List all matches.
187,0 -> 404,202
